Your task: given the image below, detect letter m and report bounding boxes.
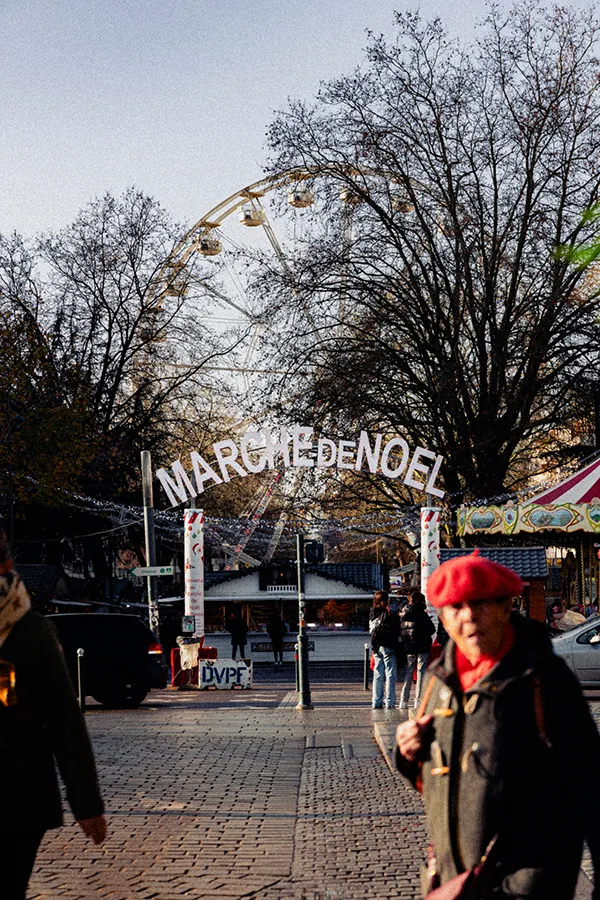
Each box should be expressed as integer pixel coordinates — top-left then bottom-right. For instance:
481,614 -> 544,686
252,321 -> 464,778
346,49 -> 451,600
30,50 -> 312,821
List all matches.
156,461 -> 197,506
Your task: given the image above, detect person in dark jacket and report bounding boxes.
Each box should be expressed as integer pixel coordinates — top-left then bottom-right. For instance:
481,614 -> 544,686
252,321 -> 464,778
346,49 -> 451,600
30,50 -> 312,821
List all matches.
435,617 -> 449,649
395,552 -> 600,899
398,590 -> 435,708
0,526 -> 106,900
267,610 -> 287,665
228,609 -> 249,660
370,590 -> 401,709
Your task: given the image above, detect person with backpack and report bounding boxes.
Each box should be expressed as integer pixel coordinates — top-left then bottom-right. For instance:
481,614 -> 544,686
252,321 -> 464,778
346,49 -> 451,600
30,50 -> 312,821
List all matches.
398,590 -> 435,709
395,552 -> 600,899
370,590 -> 401,709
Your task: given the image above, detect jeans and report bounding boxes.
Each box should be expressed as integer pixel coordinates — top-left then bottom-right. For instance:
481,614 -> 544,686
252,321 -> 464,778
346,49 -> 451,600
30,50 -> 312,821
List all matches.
372,646 -> 397,708
232,643 -> 246,659
399,653 -> 429,707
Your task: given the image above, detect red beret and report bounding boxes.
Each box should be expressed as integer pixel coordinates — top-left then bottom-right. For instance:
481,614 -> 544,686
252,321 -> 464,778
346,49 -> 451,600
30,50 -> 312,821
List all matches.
427,550 -> 523,608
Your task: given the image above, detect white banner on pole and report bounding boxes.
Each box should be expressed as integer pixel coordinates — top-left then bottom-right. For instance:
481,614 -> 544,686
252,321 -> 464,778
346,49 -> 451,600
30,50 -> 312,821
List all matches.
420,507 -> 441,618
184,509 -> 204,638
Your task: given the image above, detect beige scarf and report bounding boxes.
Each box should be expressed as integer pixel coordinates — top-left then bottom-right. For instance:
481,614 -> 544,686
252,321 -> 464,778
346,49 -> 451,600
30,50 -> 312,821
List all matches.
0,570 -> 31,649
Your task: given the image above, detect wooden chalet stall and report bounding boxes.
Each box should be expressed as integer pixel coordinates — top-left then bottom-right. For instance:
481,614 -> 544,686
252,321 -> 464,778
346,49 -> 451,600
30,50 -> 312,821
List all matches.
203,562 -> 388,663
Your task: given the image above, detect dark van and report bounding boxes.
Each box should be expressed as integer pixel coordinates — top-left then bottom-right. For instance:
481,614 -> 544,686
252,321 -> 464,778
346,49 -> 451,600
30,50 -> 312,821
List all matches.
47,613 -> 167,707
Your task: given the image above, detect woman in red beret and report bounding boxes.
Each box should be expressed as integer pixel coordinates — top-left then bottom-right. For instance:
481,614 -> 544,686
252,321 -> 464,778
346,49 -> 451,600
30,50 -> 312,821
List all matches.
395,551 -> 600,899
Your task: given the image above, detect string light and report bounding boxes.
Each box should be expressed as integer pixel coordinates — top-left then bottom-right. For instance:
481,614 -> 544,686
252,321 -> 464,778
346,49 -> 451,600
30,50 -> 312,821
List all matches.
5,451 -> 598,547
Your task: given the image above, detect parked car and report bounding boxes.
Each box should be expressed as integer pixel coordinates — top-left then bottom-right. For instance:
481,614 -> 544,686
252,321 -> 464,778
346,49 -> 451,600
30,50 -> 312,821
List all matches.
552,615 -> 600,687
47,613 -> 167,707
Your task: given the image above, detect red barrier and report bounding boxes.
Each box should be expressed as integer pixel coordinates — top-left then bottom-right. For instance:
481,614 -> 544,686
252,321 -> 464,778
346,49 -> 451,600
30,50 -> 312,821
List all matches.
170,646 -> 218,687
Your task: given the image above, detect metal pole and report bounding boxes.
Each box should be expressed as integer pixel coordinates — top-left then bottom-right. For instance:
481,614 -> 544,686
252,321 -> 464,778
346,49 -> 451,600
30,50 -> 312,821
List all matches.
296,533 -> 312,709
363,642 -> 370,691
141,451 -> 160,643
295,642 -> 299,693
77,648 -> 85,712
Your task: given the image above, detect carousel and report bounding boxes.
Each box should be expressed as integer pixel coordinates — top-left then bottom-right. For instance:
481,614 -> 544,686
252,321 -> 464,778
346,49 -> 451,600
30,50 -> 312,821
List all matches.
457,455 -> 600,614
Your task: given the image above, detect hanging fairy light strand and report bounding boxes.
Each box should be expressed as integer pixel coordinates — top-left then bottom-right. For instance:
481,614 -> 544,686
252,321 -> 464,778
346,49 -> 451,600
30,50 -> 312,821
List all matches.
4,444 -> 597,547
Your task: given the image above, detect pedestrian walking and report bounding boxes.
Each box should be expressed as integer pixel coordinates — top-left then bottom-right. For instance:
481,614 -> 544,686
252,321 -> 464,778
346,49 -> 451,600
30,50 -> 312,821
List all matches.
395,551 -> 600,899
267,609 -> 287,665
370,590 -> 401,709
228,609 -> 249,660
398,590 -> 435,709
0,523 -> 106,900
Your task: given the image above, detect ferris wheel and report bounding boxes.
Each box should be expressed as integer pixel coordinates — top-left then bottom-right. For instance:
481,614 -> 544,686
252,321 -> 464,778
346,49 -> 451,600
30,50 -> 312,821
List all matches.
155,167 -> 417,563
164,167 -> 318,369
157,164 -> 417,380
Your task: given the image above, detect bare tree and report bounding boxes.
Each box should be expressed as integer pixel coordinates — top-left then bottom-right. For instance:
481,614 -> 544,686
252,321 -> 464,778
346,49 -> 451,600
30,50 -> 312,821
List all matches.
38,188 -> 243,488
254,3 -> 600,506
0,189 -> 249,559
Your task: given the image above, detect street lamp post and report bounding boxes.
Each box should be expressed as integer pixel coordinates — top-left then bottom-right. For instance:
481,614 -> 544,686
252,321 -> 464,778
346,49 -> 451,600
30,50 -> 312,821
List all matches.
141,451 -> 161,643
295,533 -> 313,710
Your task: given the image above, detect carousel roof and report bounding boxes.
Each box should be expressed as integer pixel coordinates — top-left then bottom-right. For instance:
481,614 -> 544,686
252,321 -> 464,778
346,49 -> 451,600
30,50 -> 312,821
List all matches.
527,456 -> 600,506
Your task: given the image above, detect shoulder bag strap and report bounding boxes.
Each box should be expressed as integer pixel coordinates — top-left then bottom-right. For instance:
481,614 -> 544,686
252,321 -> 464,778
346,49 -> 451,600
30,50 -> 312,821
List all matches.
415,674 -> 437,719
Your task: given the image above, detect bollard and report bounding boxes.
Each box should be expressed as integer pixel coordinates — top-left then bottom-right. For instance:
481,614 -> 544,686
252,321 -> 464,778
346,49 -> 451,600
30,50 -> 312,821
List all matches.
295,642 -> 299,693
77,648 -> 85,712
363,642 -> 370,691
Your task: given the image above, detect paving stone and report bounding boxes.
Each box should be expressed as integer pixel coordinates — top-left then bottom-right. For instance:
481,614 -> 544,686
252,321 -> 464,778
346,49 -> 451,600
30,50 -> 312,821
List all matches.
27,681 -> 597,898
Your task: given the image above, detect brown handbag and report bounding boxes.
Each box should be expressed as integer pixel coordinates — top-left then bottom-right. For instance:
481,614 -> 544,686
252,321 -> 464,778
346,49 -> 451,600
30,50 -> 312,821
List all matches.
424,836 -> 498,899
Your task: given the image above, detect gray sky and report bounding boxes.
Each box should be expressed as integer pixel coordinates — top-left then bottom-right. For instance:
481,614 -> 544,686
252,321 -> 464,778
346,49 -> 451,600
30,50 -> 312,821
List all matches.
0,0 -> 589,238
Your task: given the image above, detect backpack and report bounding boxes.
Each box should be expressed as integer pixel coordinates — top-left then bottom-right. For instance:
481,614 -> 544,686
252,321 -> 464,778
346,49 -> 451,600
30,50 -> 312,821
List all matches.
370,610 -> 397,652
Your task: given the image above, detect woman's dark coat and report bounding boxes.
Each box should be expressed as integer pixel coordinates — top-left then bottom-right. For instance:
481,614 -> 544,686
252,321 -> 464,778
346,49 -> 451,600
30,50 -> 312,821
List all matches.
0,611 -> 104,834
228,617 -> 249,645
267,616 -> 286,644
395,614 -> 600,899
398,601 -> 435,655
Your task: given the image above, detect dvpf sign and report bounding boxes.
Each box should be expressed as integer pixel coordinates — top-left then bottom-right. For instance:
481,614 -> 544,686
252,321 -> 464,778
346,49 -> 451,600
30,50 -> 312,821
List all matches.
200,660 -> 252,690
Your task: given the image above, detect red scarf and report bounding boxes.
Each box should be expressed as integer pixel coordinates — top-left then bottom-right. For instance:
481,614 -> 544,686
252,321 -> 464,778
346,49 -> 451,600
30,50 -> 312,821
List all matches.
455,624 -> 515,691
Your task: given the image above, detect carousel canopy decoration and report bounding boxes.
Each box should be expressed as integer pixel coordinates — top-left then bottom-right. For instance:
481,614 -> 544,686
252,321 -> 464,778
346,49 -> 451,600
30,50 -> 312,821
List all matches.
458,457 -> 600,536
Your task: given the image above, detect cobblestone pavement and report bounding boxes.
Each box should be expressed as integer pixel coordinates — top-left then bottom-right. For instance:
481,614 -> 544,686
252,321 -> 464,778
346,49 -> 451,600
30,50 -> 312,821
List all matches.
579,697 -> 600,888
27,677 -> 599,899
29,680 -> 427,899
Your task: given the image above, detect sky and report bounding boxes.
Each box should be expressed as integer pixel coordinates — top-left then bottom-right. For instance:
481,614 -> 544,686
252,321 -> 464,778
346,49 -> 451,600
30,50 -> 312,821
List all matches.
0,0 -> 527,240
